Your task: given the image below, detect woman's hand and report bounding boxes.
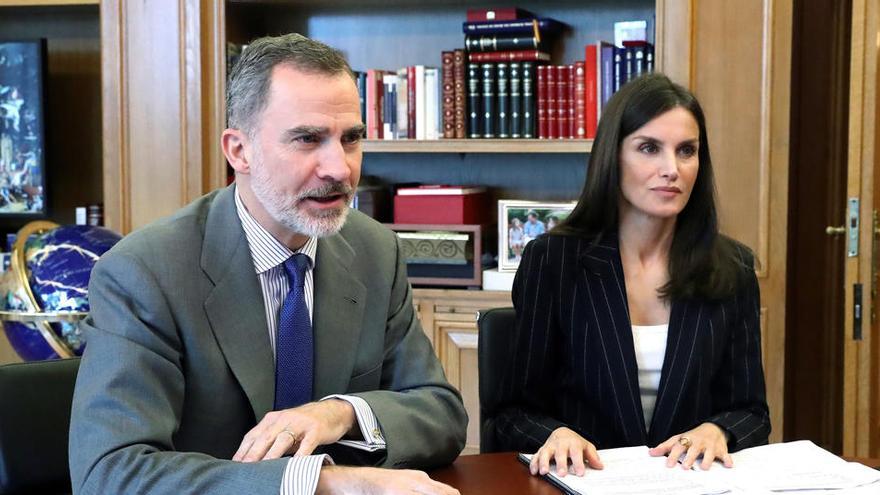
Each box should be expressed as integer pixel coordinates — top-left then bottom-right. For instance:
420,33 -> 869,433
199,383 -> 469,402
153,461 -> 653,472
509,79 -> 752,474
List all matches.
649,422 -> 732,470
529,427 -> 604,477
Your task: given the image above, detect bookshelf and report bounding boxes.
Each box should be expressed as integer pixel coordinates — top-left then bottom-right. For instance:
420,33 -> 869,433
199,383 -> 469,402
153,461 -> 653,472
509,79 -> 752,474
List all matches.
363,139 -> 593,153
213,0 -> 677,213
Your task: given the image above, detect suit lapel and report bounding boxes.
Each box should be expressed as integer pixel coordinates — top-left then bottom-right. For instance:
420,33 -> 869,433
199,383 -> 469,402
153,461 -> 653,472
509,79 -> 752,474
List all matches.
201,186 -> 275,420
649,298 -> 705,444
578,235 -> 647,445
312,233 -> 366,399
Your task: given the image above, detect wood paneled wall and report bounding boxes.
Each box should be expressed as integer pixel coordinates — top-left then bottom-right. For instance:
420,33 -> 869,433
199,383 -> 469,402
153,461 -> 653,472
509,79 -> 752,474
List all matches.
693,0 -> 792,443
102,0 -> 219,234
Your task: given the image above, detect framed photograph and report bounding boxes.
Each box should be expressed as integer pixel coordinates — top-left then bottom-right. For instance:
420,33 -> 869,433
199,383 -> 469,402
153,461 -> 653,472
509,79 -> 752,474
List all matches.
0,40 -> 48,217
498,200 -> 576,272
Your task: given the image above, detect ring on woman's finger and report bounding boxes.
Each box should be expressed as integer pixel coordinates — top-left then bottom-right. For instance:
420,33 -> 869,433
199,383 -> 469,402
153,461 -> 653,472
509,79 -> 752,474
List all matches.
678,436 -> 693,448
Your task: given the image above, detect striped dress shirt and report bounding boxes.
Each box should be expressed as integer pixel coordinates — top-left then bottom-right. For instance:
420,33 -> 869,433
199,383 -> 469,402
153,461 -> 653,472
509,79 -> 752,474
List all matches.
234,190 -> 386,495
494,232 -> 770,453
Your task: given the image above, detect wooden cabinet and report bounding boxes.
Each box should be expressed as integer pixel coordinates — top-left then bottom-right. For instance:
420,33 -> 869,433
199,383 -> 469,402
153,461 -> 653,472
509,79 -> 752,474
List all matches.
413,288 -> 511,454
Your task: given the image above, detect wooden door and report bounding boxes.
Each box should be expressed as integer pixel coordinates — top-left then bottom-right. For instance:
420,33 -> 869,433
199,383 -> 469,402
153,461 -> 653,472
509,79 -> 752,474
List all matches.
843,0 -> 880,458
784,0 -> 850,453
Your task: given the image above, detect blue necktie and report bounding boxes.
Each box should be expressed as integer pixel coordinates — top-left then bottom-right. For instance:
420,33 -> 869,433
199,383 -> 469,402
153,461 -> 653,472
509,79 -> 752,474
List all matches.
274,253 -> 313,410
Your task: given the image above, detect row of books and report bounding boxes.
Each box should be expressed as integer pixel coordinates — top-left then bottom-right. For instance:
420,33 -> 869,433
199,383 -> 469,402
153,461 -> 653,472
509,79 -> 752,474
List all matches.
356,68 -> 441,140
352,5 -> 654,140
357,39 -> 654,141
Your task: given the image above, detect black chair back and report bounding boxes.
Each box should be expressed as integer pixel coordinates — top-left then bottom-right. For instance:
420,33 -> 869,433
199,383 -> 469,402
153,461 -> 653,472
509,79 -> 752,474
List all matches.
477,307 -> 516,453
0,357 -> 80,495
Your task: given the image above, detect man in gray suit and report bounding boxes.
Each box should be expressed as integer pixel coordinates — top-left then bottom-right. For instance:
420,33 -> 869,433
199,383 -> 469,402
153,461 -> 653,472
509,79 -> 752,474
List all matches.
69,34 -> 466,494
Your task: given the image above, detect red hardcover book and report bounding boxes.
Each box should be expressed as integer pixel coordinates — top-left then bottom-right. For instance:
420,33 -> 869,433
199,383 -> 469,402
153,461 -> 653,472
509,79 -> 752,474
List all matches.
407,66 -> 417,139
441,51 -> 456,138
466,7 -> 535,22
397,185 -> 487,195
584,44 -> 599,139
574,61 -> 586,139
393,188 -> 490,224
468,50 -> 551,63
557,65 -> 569,139
546,65 -> 558,139
537,65 -> 548,139
569,65 -> 576,139
366,69 -> 386,139
557,65 -> 574,139
453,49 -> 466,138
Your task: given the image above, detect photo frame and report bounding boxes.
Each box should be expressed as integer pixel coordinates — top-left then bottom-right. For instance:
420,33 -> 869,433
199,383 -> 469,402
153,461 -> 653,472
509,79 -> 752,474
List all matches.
0,40 -> 48,218
498,200 -> 577,272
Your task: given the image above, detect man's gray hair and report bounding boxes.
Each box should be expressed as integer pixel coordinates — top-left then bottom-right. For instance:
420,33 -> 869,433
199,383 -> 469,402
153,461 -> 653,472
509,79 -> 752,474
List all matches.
226,33 -> 354,135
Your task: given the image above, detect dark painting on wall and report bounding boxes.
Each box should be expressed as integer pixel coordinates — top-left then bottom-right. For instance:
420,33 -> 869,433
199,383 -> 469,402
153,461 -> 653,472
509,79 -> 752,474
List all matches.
0,40 -> 47,217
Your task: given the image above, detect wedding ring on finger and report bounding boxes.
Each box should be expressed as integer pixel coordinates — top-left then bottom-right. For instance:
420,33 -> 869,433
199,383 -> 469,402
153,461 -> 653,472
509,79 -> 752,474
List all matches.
678,436 -> 693,448
279,429 -> 299,442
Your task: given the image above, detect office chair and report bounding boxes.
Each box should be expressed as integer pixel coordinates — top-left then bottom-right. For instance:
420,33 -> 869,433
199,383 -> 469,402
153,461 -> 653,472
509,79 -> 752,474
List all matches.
477,307 -> 516,453
0,357 -> 80,495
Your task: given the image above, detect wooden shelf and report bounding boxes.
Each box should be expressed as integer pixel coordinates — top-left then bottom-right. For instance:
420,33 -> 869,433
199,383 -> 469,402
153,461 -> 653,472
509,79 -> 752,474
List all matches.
0,0 -> 99,6
363,139 -> 592,154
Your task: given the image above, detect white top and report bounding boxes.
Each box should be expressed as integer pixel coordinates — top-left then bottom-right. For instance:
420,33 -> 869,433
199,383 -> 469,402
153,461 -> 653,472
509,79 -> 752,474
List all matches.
631,324 -> 669,429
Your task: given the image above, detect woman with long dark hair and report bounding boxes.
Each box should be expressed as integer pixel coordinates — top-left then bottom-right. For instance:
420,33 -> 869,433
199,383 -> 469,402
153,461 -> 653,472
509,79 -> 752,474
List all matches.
495,73 -> 770,477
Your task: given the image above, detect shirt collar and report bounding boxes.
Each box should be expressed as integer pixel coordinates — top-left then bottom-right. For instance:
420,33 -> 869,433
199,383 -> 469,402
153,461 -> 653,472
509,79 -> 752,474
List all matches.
234,185 -> 317,274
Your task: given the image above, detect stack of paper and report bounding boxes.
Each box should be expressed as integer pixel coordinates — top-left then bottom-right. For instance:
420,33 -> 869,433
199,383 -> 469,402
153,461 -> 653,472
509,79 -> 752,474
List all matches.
520,440 -> 879,494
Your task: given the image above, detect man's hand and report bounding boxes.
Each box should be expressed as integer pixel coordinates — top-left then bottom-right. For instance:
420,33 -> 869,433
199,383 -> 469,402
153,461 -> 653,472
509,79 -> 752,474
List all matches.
316,466 -> 460,495
530,426 -> 604,477
649,422 -> 732,470
233,399 -> 356,462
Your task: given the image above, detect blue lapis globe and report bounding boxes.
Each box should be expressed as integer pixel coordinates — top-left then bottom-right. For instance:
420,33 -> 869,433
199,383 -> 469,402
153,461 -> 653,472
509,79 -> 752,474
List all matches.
2,224 -> 121,360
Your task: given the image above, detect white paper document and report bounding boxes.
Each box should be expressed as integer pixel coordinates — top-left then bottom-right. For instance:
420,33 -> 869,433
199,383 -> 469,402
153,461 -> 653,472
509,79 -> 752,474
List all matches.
520,440 -> 879,495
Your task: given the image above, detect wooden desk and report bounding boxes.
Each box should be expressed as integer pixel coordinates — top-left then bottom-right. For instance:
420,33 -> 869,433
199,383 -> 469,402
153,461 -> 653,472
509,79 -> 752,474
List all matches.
846,456 -> 880,469
429,452 -> 558,494
430,453 -> 880,494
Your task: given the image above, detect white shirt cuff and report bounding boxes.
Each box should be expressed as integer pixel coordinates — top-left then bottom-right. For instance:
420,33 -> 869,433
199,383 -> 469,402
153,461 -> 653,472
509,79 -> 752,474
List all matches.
322,394 -> 387,452
280,454 -> 332,495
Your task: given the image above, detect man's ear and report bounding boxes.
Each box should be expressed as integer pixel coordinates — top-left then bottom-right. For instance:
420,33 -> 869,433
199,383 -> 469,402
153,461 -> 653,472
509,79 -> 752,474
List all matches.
222,128 -> 252,175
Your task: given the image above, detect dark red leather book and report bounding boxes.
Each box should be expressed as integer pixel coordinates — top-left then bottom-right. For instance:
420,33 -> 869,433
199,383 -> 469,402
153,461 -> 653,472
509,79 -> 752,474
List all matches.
546,65 -> 558,139
453,49 -> 466,139
468,50 -> 551,63
366,69 -> 386,139
574,61 -> 586,139
466,7 -> 535,22
537,65 -> 548,139
442,51 -> 455,138
559,65 -> 574,139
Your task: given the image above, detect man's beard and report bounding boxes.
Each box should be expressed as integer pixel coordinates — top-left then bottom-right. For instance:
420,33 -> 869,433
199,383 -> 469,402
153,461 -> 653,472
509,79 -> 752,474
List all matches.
249,157 -> 353,238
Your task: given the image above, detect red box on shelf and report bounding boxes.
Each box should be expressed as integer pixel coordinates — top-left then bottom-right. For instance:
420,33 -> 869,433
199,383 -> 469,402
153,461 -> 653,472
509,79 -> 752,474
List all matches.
393,185 -> 491,225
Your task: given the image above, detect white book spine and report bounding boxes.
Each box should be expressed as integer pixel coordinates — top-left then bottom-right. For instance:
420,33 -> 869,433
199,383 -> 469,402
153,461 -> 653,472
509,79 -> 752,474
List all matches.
425,68 -> 439,140
415,65 -> 426,140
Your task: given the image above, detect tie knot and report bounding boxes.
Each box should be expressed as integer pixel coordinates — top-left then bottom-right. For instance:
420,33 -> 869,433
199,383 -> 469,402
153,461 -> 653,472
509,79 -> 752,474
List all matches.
282,253 -> 310,289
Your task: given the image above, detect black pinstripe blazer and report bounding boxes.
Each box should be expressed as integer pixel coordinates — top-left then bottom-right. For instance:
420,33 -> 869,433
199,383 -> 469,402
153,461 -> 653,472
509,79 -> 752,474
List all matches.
494,232 -> 770,453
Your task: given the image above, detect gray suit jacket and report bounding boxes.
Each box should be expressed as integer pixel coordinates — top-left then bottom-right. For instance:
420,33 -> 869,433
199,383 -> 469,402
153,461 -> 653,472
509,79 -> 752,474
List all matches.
69,186 -> 467,494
